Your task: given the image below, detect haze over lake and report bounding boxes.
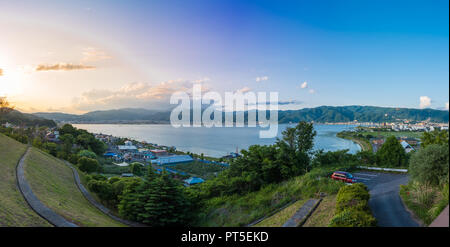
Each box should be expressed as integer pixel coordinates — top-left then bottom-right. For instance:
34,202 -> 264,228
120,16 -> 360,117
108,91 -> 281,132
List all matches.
74,124 -> 361,158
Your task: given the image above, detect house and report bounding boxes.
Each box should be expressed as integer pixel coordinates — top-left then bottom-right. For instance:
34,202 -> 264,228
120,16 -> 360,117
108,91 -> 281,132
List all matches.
371,138 -> 385,153
45,130 -> 60,142
184,177 -> 205,186
400,141 -> 415,153
2,122 -> 13,128
150,155 -> 193,165
118,145 -> 138,153
115,162 -> 129,167
121,173 -> 134,177
150,149 -> 169,157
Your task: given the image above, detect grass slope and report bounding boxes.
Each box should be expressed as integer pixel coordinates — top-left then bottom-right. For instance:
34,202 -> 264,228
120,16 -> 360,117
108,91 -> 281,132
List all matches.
0,134 -> 51,226
254,199 -> 308,227
23,147 -> 125,227
303,195 -> 337,227
197,168 -> 344,226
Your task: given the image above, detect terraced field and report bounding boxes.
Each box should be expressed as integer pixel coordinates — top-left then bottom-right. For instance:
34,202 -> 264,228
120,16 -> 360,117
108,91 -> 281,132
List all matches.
23,147 -> 125,227
0,134 -> 51,226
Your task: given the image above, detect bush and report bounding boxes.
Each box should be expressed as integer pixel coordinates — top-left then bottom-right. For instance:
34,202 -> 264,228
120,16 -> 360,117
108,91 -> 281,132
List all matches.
409,144 -> 449,187
78,149 -> 97,159
329,208 -> 377,227
335,183 -> 370,213
330,183 -> 376,227
78,157 -> 100,173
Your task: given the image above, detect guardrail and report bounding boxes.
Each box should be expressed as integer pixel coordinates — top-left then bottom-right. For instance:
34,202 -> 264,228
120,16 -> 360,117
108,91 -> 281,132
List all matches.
357,166 -> 408,173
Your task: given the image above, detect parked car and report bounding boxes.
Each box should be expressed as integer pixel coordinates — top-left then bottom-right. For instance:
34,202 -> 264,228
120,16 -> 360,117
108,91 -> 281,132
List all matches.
331,171 -> 357,183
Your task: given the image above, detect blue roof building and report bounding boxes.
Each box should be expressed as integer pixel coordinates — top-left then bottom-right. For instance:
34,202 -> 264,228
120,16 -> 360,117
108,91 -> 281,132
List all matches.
184,177 -> 205,186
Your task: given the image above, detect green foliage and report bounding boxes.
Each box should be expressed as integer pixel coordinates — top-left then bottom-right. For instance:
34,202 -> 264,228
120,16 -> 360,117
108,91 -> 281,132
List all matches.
172,161 -> 227,180
197,122 -> 317,197
335,183 -> 370,213
312,149 -> 358,168
329,208 -> 377,227
43,142 -> 58,156
355,150 -> 376,165
59,133 -> 74,153
87,175 -> 142,208
77,157 -> 100,173
118,172 -> 193,226
130,162 -> 144,176
421,130 -> 449,149
376,136 -> 407,167
78,149 -> 97,159
193,167 -> 345,226
409,144 -> 449,187
329,183 -> 376,227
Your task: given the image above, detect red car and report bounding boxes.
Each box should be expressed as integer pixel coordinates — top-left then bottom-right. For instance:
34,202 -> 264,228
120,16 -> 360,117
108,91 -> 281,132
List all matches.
331,171 -> 357,183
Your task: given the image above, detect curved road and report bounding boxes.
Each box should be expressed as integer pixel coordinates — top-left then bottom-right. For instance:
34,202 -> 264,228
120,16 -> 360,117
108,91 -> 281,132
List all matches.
353,171 -> 420,227
63,161 -> 145,227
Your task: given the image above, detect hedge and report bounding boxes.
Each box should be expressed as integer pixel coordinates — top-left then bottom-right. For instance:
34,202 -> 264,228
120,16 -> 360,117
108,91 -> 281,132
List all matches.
329,183 -> 376,227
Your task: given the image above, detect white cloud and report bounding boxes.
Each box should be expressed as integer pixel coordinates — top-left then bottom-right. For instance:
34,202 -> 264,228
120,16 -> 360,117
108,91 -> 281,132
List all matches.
300,81 -> 308,89
237,86 -> 251,93
419,96 -> 432,109
255,76 -> 268,82
445,102 -> 449,110
35,63 -> 95,71
309,89 -> 315,94
82,47 -> 112,62
71,78 -> 211,112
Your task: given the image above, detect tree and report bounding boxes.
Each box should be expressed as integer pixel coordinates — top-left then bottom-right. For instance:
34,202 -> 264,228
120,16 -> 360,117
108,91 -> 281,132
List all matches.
130,162 -> 144,176
59,133 -> 74,154
355,150 -> 376,166
276,121 -> 317,174
421,130 -> 449,149
43,142 -> 58,156
119,172 -> 193,226
78,149 -> 97,159
376,136 -> 407,167
0,97 -> 14,114
78,157 -> 100,173
409,144 -> 449,187
60,124 -> 78,137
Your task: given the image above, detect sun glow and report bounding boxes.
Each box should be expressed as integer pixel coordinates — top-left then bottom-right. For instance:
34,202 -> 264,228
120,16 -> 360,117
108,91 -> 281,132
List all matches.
0,54 -> 25,97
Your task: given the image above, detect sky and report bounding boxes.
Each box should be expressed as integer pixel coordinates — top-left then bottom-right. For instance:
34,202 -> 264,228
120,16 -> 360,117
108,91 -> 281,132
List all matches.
0,0 -> 448,114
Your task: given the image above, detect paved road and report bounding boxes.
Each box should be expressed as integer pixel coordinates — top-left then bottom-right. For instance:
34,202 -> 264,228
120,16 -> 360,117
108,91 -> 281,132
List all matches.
352,171 -> 420,227
63,161 -> 145,227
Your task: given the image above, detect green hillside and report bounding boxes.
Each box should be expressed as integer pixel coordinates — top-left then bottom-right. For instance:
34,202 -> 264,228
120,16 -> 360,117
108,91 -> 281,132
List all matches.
34,105 -> 449,124
0,133 -> 51,226
23,147 -> 126,227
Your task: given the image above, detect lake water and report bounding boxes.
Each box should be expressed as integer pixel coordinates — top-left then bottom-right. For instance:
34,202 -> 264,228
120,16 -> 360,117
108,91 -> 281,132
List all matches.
73,124 -> 361,158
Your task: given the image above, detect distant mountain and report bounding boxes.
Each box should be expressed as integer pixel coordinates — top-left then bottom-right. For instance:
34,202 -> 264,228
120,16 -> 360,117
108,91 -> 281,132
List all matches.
278,105 -> 449,123
0,109 -> 57,127
32,105 -> 449,124
33,108 -> 171,123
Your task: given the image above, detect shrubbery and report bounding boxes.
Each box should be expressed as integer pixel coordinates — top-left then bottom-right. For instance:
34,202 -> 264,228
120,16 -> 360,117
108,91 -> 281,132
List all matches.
78,157 -> 100,173
329,183 -> 376,227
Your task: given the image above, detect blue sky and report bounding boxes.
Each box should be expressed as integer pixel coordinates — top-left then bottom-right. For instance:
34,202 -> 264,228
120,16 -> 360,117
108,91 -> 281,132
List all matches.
0,0 -> 448,112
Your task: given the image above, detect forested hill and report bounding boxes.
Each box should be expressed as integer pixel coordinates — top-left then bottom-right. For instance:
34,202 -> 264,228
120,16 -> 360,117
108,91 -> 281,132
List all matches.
0,110 -> 56,127
278,105 -> 449,123
33,105 -> 449,124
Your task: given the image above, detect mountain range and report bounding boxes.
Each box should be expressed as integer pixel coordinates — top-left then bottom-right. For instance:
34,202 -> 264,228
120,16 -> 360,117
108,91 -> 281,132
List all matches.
32,105 -> 449,124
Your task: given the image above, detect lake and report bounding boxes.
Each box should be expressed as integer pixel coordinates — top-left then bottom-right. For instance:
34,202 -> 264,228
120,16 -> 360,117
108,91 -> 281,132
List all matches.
73,124 -> 361,158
